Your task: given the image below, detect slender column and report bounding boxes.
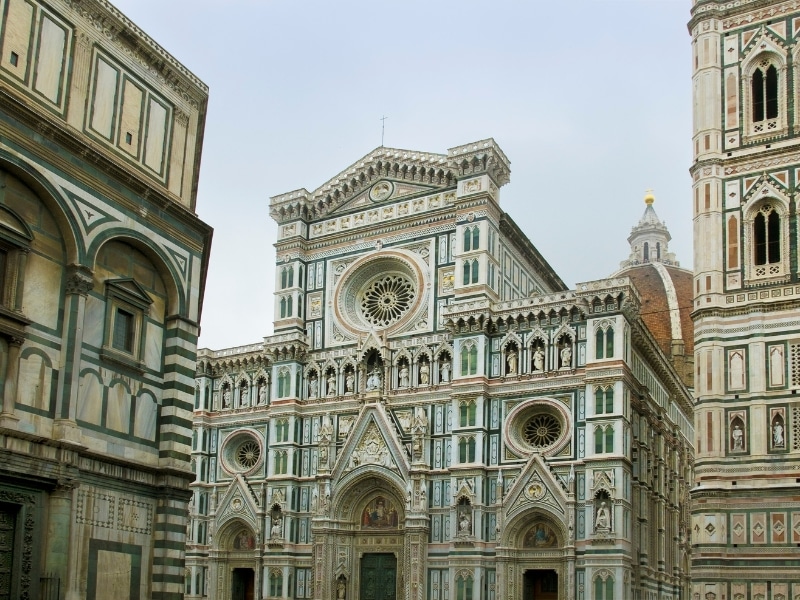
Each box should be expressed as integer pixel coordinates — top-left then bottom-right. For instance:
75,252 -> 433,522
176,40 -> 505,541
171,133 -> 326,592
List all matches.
44,478 -> 79,600
53,265 -> 93,443
0,337 -> 22,425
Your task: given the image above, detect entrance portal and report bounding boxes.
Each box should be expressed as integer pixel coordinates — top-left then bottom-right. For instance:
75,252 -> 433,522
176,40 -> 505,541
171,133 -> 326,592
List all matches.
360,553 -> 397,600
231,568 -> 255,600
522,569 -> 558,600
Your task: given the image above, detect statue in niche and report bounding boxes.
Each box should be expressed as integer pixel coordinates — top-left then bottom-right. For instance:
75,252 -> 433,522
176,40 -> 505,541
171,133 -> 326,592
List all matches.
337,579 -> 346,599
419,362 -> 430,385
366,368 -> 382,391
731,422 -> 744,451
240,386 -> 249,407
459,511 -> 472,536
399,365 -> 410,387
440,360 -> 451,383
222,388 -> 231,408
327,372 -> 336,396
595,501 -> 610,530
270,516 -> 283,539
532,347 -> 544,371
345,371 -> 355,393
308,375 -> 319,398
560,343 -> 572,368
258,384 -> 267,405
506,349 -> 517,375
773,418 -> 785,448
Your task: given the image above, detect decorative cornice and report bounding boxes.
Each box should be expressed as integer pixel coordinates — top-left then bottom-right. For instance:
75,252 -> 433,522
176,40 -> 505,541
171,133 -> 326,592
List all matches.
61,0 -> 208,105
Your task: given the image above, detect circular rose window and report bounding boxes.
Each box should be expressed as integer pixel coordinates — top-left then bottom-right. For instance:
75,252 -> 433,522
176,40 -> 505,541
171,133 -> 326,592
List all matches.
504,398 -> 572,457
236,440 -> 261,469
523,414 -> 561,448
360,274 -> 415,327
334,250 -> 427,335
220,430 -> 263,475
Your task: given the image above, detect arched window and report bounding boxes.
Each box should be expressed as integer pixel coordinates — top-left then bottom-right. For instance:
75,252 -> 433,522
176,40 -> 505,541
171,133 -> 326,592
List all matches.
274,450 -> 288,474
275,418 -> 289,442
462,260 -> 471,285
277,369 -> 290,398
459,436 -> 476,463
456,572 -> 474,600
269,570 -> 283,597
595,387 -> 613,415
463,226 -> 480,252
656,242 -> 661,260
594,574 -> 615,600
754,205 -> 781,265
471,259 -> 479,284
459,400 -> 476,427
280,297 -> 287,318
460,342 -> 479,376
595,425 -> 613,454
643,242 -> 649,261
752,64 -> 778,122
604,425 -> 614,453
596,326 -> 614,359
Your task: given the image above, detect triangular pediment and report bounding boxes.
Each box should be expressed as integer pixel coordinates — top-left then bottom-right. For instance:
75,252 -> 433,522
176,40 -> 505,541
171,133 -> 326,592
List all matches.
503,454 -> 570,524
270,139 -> 511,224
106,278 -> 153,307
329,179 -> 444,217
215,474 -> 260,531
332,403 -> 409,483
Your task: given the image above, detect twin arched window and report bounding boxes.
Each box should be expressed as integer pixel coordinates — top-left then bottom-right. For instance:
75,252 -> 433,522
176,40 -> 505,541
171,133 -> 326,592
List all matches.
595,425 -> 614,454
752,63 -> 778,123
460,342 -> 479,376
595,326 -> 614,359
753,204 -> 781,265
280,266 -> 294,289
462,258 -> 479,285
279,295 -> 293,318
463,225 -> 479,252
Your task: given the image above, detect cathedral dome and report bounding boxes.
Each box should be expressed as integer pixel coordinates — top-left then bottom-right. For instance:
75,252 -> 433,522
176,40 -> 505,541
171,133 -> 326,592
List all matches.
614,194 -> 694,388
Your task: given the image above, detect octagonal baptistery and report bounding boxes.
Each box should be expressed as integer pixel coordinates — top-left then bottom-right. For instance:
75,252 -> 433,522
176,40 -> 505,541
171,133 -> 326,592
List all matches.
613,193 -> 694,388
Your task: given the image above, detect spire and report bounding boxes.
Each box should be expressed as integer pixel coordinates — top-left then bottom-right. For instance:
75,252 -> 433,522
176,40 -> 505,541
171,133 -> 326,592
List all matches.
619,192 -> 679,269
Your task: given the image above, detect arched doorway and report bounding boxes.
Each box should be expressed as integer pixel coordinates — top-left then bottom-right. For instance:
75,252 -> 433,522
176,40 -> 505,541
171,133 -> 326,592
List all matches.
231,567 -> 255,600
496,512 -> 573,600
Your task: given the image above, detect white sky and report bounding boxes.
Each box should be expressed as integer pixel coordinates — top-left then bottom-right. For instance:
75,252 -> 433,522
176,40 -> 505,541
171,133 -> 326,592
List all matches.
112,0 -> 693,351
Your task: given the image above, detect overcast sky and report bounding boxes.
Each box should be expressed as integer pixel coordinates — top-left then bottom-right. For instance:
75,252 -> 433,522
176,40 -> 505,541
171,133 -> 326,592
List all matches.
113,0 -> 693,351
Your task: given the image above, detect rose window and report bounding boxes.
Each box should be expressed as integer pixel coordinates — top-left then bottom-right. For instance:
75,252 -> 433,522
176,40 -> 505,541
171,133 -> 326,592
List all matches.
220,431 -> 263,474
523,414 -> 561,448
236,441 -> 261,469
360,274 -> 415,327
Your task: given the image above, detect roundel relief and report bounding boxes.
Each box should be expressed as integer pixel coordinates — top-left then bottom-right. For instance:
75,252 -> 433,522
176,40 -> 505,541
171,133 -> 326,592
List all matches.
369,181 -> 393,202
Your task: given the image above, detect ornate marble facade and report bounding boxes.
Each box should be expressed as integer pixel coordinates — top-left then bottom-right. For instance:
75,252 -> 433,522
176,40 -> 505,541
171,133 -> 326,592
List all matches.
191,141 -> 694,600
0,2 -> 211,599
690,1 -> 800,598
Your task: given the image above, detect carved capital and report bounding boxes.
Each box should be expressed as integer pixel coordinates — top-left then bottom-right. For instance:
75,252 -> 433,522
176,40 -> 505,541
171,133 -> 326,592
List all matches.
65,265 -> 94,296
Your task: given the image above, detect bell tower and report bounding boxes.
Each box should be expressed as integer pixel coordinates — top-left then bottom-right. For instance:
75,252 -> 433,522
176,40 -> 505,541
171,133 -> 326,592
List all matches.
690,2 -> 800,598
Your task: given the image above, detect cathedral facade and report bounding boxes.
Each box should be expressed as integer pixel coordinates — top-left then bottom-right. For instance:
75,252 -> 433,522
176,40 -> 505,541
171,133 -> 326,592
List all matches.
0,1 -> 211,599
689,1 -> 800,598
191,141 -> 694,600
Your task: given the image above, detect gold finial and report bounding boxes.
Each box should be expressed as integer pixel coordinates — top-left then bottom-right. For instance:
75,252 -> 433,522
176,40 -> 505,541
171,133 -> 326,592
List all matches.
644,190 -> 655,205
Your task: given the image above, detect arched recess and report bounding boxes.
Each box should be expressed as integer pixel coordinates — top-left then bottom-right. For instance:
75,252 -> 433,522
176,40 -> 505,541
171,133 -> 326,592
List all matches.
0,151 -> 81,264
331,470 -> 408,523
87,231 -> 184,317
497,507 -> 572,600
17,346 -> 56,413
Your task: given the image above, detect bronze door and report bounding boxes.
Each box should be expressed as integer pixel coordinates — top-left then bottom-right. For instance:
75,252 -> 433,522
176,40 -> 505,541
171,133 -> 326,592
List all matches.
360,553 -> 396,600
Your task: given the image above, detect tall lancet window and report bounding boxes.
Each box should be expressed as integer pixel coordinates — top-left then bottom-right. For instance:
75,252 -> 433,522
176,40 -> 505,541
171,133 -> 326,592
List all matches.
752,64 -> 778,122
754,205 -> 780,265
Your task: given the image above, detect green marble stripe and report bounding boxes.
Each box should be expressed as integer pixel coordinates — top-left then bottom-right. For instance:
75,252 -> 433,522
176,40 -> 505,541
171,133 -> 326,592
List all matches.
159,414 -> 192,428
153,539 -> 187,551
160,431 -> 191,445
159,449 -> 190,461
